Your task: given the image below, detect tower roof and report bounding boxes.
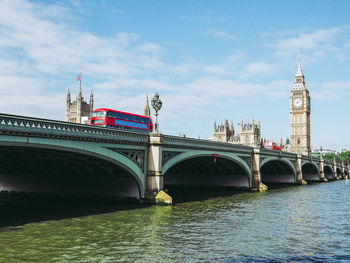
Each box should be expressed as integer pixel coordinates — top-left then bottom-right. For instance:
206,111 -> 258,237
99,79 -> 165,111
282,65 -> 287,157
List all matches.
295,58 -> 304,77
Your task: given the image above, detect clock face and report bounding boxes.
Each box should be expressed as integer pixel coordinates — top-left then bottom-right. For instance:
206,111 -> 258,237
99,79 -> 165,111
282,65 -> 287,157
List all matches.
293,98 -> 302,107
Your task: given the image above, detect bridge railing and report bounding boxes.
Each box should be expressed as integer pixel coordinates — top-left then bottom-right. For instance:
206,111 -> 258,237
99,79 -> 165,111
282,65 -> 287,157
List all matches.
260,148 -> 297,158
162,135 -> 254,153
301,155 -> 321,163
0,113 -> 148,144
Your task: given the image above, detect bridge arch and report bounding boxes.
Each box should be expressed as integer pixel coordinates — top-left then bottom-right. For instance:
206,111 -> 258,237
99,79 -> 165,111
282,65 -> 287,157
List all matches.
260,158 -> 297,184
0,140 -> 146,198
302,162 -> 320,181
324,165 -> 334,180
336,167 -> 342,178
162,151 -> 252,188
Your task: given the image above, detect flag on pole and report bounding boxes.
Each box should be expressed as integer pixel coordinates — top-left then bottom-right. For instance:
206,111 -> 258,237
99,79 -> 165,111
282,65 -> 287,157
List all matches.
76,74 -> 81,81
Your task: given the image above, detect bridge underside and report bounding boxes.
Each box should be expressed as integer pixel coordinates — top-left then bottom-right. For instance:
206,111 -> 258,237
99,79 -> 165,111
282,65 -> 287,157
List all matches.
302,163 -> 320,181
164,156 -> 250,189
261,160 -> 295,184
336,168 -> 342,178
324,166 -> 334,180
0,146 -> 140,198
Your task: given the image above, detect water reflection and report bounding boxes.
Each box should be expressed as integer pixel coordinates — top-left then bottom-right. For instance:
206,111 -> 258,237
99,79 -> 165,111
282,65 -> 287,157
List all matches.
0,181 -> 349,262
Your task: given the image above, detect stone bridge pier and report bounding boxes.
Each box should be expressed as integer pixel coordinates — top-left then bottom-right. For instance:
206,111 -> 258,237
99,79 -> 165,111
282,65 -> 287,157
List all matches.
146,133 -> 164,199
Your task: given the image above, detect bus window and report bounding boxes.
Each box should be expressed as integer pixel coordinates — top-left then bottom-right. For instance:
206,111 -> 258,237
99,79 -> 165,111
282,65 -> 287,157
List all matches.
92,111 -> 106,117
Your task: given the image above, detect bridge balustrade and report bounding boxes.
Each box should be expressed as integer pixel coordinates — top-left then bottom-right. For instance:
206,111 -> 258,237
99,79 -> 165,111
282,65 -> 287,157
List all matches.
0,113 -> 148,144
163,135 -> 251,149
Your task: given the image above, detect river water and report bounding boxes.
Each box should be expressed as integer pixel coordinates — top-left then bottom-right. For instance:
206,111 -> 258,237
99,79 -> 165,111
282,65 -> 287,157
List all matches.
0,180 -> 349,262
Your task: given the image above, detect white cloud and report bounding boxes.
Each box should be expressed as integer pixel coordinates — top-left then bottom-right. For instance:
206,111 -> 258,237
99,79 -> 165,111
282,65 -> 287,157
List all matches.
227,50 -> 246,63
0,0 -> 149,79
203,65 -> 231,76
0,75 -> 63,119
184,77 -> 290,99
262,29 -> 298,39
344,41 -> 350,49
269,27 -> 345,58
206,29 -> 235,40
0,0 -> 169,119
336,53 -> 348,62
138,42 -> 161,53
243,62 -> 277,77
312,81 -> 350,100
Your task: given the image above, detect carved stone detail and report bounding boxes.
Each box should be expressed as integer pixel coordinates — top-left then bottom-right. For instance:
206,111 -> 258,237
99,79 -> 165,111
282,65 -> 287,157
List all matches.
239,156 -> 251,168
291,160 -> 297,169
106,147 -> 145,169
162,151 -> 182,165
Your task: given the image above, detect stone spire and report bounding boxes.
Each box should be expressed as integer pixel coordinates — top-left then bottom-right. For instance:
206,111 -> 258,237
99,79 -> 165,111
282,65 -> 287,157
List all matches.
294,57 -> 306,89
295,57 -> 304,77
66,89 -> 71,121
66,88 -> 71,103
89,89 -> 94,115
143,94 -> 151,118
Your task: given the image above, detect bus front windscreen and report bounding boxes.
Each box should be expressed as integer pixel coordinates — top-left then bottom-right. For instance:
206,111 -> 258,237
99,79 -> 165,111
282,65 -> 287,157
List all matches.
92,111 -> 106,117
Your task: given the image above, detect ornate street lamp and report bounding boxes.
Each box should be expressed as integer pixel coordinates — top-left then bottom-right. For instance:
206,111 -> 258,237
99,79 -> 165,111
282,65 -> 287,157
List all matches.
151,92 -> 162,133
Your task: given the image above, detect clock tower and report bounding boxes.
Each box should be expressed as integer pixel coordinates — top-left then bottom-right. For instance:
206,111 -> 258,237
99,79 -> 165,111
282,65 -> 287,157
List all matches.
290,59 -> 311,156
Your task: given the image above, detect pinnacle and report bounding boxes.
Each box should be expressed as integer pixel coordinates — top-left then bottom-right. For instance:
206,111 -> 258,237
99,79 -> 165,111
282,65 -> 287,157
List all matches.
295,58 -> 303,77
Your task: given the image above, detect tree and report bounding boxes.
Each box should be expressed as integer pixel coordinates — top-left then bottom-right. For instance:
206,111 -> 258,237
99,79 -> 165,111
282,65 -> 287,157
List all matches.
322,151 -> 350,164
340,151 -> 350,165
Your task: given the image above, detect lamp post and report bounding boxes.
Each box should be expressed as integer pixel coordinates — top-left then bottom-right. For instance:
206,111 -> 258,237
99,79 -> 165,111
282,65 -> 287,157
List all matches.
151,92 -> 162,133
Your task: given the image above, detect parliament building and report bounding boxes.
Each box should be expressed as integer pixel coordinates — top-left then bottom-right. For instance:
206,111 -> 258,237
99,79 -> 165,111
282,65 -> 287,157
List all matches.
66,88 -> 94,124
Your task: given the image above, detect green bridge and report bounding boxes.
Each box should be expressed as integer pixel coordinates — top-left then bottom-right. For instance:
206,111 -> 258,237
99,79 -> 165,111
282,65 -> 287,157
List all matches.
0,113 -> 348,201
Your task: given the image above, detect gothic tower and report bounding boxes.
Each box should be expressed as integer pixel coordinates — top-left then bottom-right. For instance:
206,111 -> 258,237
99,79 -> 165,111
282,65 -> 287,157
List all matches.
66,89 -> 71,121
89,89 -> 94,116
76,86 -> 83,123
290,59 -> 311,156
240,117 -> 261,147
143,94 -> 151,118
66,87 -> 93,124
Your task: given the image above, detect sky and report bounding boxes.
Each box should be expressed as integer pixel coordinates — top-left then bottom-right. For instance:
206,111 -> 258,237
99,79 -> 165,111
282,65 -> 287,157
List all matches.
0,0 -> 349,151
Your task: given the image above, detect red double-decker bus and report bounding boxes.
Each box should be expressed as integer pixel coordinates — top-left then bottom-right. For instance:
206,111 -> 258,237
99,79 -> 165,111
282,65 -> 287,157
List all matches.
90,108 -> 153,132
263,141 -> 282,151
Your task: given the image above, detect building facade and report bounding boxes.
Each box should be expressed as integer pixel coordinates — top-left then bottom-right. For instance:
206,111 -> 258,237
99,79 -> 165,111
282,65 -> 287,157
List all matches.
66,88 -> 94,124
289,60 -> 311,156
240,118 -> 261,147
212,118 -> 260,147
